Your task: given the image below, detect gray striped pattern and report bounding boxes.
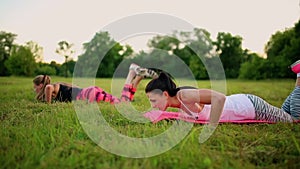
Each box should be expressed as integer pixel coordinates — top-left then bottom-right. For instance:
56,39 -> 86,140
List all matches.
281,86 -> 300,120
246,94 -> 293,122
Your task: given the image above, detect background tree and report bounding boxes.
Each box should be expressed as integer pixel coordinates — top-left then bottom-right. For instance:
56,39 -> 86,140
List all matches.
4,45 -> 37,76
264,19 -> 300,78
56,41 -> 74,78
35,62 -> 57,76
239,53 -> 268,80
147,28 -> 215,79
214,32 -> 244,78
185,28 -> 215,79
0,31 -> 17,76
75,31 -> 133,77
49,61 -> 61,76
58,59 -> 76,77
26,41 -> 43,63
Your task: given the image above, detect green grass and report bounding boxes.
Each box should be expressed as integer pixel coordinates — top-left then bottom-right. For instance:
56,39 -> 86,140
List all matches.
0,76 -> 299,169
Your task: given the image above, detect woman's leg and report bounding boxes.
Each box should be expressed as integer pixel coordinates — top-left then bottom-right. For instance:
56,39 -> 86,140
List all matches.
77,86 -> 121,104
120,65 -> 139,102
76,64 -> 142,103
288,86 -> 300,120
120,63 -> 158,102
296,76 -> 300,86
281,68 -> 300,120
246,94 -> 293,122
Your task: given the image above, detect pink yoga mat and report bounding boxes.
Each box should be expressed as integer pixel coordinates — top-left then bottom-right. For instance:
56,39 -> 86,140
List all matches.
143,110 -> 299,124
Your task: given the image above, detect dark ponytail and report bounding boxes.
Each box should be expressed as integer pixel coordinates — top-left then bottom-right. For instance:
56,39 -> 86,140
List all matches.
145,71 -> 179,97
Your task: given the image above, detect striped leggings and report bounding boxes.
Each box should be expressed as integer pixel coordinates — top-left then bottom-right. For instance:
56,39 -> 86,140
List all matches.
246,86 -> 300,122
76,84 -> 136,104
281,86 -> 300,120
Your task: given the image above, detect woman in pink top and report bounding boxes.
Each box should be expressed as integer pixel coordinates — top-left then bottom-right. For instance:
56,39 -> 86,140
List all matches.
33,63 -> 158,104
145,60 -> 300,125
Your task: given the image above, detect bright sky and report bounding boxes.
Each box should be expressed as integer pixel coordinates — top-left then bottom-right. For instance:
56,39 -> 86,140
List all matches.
1,0 -> 299,63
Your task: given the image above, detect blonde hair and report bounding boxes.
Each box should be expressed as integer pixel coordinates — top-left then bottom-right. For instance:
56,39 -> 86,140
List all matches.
33,75 -> 51,101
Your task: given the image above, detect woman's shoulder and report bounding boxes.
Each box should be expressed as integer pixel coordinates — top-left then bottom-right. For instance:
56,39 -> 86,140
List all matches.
56,82 -> 73,87
49,83 -> 60,92
56,83 -> 81,90
177,86 -> 198,95
178,87 -> 199,94
177,88 -> 199,100
178,86 -> 197,90
49,83 -> 60,89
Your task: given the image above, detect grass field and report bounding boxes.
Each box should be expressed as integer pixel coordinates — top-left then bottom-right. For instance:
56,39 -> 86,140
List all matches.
0,76 -> 299,169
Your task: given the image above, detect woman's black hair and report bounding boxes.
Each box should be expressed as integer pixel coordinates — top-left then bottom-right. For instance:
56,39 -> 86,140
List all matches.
145,70 -> 179,97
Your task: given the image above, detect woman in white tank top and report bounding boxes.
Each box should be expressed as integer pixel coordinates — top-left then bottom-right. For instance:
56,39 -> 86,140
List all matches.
145,61 -> 300,125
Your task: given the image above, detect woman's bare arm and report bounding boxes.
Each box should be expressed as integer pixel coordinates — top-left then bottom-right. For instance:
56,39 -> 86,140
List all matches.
178,89 -> 226,124
45,84 -> 54,103
45,84 -> 60,103
198,89 -> 226,126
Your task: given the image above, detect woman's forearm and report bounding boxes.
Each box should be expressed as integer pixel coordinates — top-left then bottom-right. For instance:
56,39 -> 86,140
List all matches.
45,85 -> 53,103
209,93 -> 226,126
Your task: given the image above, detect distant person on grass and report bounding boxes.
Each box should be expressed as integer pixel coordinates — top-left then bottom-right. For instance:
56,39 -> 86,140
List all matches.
33,63 -> 158,104
145,60 -> 300,124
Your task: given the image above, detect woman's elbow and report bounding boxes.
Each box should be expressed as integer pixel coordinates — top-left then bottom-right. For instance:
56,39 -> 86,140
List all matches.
216,93 -> 226,105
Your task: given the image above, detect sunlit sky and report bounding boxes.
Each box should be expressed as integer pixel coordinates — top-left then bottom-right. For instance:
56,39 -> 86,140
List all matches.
1,0 -> 299,63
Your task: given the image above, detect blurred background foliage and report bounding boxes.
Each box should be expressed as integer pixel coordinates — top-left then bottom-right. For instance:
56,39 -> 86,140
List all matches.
0,19 -> 299,80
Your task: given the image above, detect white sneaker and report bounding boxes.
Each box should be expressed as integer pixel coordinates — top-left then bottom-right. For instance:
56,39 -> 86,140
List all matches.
129,63 -> 158,78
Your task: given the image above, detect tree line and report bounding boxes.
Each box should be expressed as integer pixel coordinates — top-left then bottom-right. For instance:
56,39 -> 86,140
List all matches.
1,19 -> 299,79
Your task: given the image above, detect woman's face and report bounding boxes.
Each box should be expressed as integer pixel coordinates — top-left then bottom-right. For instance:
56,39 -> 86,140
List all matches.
33,83 -> 42,94
146,91 -> 169,111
